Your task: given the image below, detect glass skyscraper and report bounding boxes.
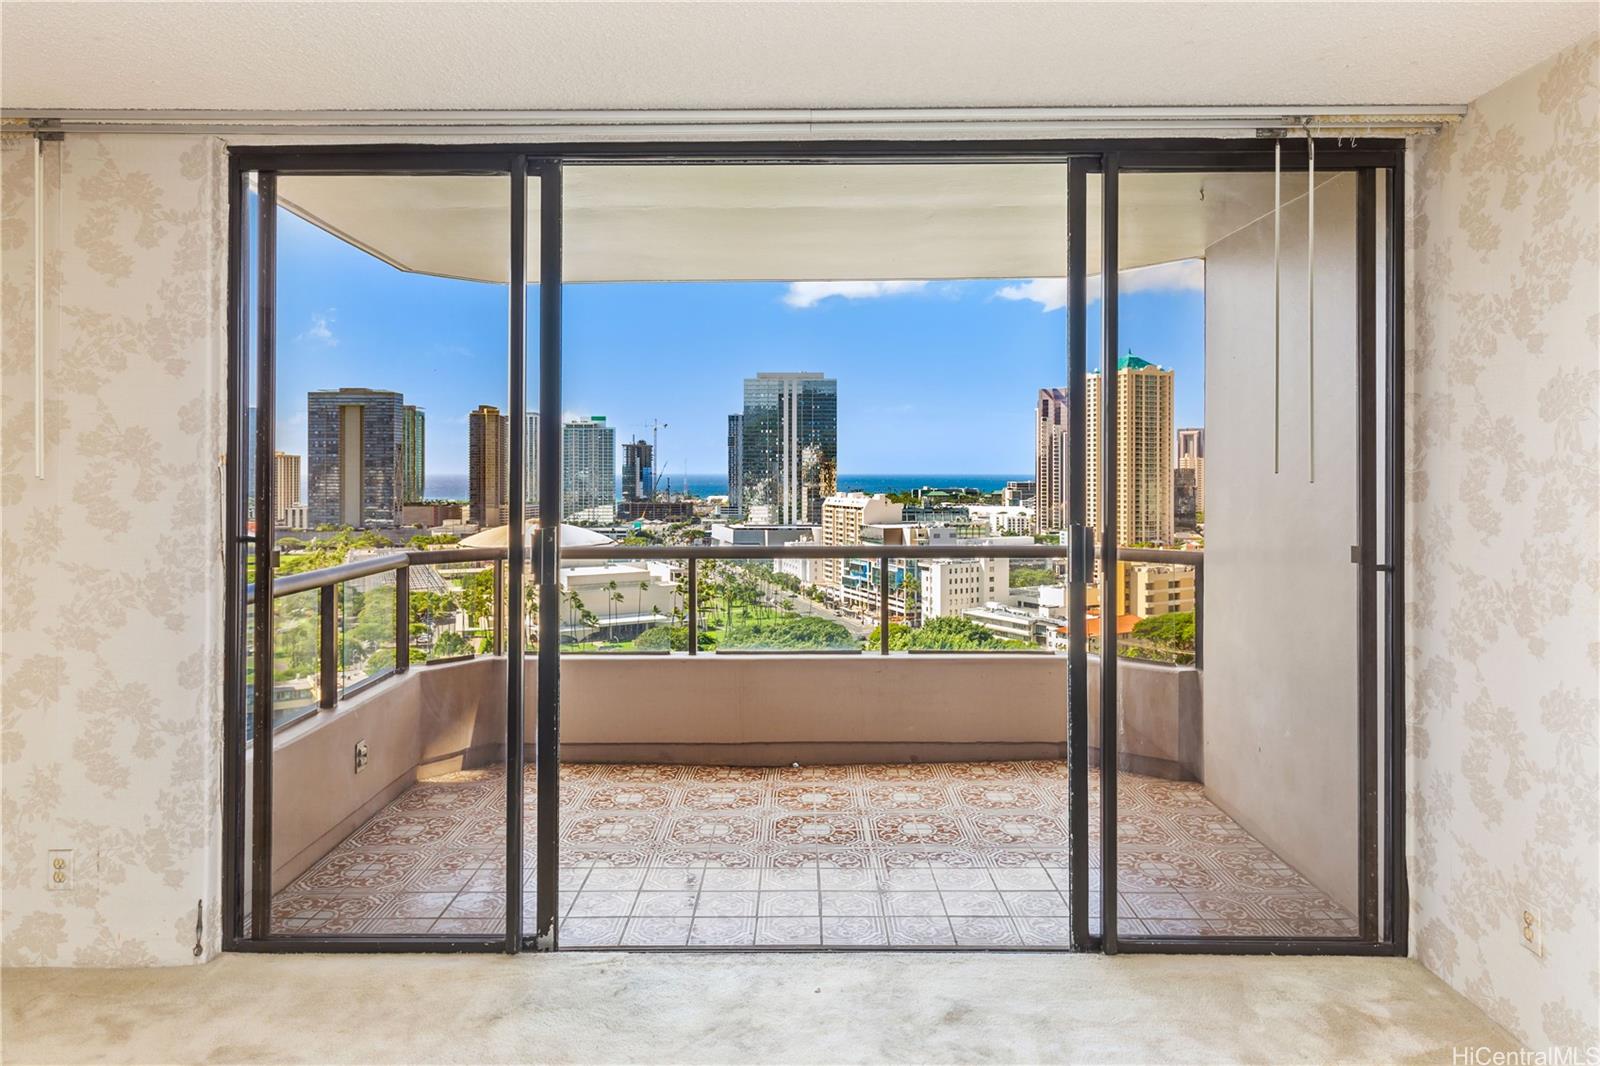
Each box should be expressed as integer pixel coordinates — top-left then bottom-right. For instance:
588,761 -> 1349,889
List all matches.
738,372 -> 837,525
401,404 -> 425,503
562,416 -> 616,522
306,388 -> 404,528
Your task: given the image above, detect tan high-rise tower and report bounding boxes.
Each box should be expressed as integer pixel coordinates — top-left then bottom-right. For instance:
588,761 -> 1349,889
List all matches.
468,404 -> 510,528
1082,353 -> 1175,546
273,451 -> 302,527
1034,387 -> 1071,534
1177,427 -> 1204,516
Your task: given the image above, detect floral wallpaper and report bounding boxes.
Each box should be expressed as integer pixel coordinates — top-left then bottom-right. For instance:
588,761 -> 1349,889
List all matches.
1,134 -> 227,964
1409,34 -> 1599,1050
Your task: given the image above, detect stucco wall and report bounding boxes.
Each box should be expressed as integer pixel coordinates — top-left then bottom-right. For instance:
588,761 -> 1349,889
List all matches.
1200,171 -> 1363,914
1408,35 -> 1599,1050
1,134 -> 228,964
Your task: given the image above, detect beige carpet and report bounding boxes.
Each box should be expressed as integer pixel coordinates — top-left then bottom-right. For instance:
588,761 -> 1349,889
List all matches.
2,952 -> 1516,1065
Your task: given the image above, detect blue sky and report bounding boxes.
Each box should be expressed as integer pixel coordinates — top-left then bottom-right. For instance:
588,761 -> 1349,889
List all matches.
274,209 -> 1205,477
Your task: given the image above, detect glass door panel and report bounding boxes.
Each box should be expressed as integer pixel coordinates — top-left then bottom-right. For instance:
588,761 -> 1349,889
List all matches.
254,171 -> 512,941
1107,165 -> 1368,944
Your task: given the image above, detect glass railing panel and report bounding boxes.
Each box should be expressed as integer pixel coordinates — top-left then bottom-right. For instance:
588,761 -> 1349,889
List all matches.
271,588 -> 321,729
877,553 -> 1058,653
339,571 -> 397,693
708,557 -> 864,653
560,556 -> 680,654
406,551 -> 476,662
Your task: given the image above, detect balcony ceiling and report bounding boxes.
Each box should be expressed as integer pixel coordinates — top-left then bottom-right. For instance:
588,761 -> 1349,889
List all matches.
3,2 -> 1595,111
278,165 -> 1321,283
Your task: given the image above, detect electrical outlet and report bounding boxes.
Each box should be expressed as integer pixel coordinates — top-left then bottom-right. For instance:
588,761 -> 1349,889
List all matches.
48,850 -> 71,892
354,739 -> 369,774
1519,903 -> 1543,957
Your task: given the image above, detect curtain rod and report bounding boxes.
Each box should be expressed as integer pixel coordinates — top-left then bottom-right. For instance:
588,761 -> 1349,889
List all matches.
2,106 -> 1464,138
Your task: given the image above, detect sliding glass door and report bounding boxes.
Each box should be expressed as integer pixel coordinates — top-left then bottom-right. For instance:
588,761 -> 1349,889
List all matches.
1097,154 -> 1398,952
225,141 -> 1404,957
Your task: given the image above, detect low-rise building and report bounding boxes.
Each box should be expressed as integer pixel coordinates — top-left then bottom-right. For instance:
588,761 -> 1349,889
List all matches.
966,504 -> 1036,536
402,502 -> 466,527
561,562 -> 679,639
1118,560 -> 1197,618
709,523 -> 818,548
818,493 -> 902,588
962,603 -> 1052,645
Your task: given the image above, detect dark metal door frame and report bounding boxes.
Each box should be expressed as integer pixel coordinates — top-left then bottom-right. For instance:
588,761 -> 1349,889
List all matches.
221,137 -> 1407,958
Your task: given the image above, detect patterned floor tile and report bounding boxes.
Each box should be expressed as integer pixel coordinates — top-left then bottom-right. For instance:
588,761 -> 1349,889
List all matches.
688,916 -> 757,946
695,891 -> 758,918
561,916 -> 627,946
271,761 -> 1351,946
756,916 -> 821,945
886,914 -> 956,945
620,915 -> 691,945
950,916 -> 1021,946
822,915 -> 888,945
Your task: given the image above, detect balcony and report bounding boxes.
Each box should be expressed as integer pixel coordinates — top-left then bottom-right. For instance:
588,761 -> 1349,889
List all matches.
247,543 -> 1352,947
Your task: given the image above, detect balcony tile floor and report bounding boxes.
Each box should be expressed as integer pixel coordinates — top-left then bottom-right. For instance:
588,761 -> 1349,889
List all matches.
270,762 -> 1356,945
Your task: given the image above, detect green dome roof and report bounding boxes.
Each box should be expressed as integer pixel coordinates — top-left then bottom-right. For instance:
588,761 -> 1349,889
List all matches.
1117,350 -> 1157,371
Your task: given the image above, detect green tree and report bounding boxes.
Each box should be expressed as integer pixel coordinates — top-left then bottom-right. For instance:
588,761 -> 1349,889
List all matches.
1124,611 -> 1196,663
458,569 -> 495,627
719,614 -> 856,651
1010,566 -> 1057,588
429,630 -> 471,660
868,615 -> 1034,652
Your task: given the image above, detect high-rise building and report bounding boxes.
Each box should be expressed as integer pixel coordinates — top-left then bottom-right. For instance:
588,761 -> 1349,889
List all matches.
739,372 -> 837,525
467,404 -> 509,528
1177,427 -> 1204,517
1062,352 -> 1176,547
246,405 -> 257,521
726,413 -> 744,513
1105,353 -> 1175,545
621,439 -> 654,504
272,451 -> 302,528
563,416 -> 616,521
523,412 -> 539,517
1034,387 -> 1071,533
818,492 -> 901,588
1001,480 -> 1036,508
401,405 -> 426,503
1175,467 -> 1198,530
307,388 -> 404,528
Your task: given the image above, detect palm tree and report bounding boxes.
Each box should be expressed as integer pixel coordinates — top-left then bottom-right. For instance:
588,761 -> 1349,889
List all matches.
610,589 -> 624,634
637,580 -> 649,622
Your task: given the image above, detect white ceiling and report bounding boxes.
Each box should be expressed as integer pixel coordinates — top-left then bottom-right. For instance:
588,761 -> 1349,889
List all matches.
3,2 -> 1595,112
277,165 -> 1320,283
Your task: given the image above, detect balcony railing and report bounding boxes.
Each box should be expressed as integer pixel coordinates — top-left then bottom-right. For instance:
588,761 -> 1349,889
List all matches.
248,540 -> 1203,732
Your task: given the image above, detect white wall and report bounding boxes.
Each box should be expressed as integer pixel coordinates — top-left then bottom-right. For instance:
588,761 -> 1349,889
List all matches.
1408,35 -> 1599,1050
1200,172 -> 1362,913
1,134 -> 228,964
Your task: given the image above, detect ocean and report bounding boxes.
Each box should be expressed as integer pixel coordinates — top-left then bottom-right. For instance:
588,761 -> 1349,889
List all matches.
423,473 -> 1029,502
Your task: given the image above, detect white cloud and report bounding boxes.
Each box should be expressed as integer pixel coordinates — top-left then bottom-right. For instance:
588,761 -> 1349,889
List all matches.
1120,258 -> 1206,296
298,310 -> 338,346
996,258 -> 1205,312
782,280 -> 930,309
995,278 -> 1069,312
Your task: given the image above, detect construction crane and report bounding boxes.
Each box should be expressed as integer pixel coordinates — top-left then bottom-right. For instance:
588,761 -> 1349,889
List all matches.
647,419 -> 668,497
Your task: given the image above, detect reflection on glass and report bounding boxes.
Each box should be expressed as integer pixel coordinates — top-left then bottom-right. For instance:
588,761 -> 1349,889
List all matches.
339,572 -> 397,693
702,558 -> 860,653
271,589 -> 321,728
561,557 -> 682,653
